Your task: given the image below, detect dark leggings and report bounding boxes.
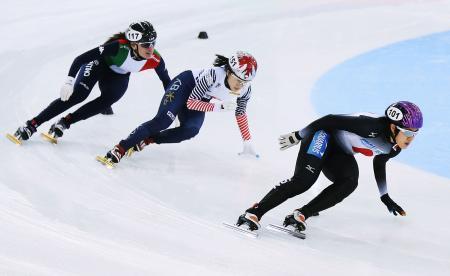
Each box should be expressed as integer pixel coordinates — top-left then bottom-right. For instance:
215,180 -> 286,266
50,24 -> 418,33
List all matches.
119,70 -> 205,150
33,60 -> 129,127
250,131 -> 359,220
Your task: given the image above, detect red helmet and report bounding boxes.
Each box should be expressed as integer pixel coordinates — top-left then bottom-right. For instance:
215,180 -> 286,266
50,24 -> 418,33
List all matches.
228,51 -> 258,81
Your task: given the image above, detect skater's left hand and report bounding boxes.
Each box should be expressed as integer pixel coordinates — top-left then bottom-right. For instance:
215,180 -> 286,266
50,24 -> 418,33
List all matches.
279,131 -> 301,150
380,193 -> 406,216
238,140 -> 260,158
60,76 -> 75,101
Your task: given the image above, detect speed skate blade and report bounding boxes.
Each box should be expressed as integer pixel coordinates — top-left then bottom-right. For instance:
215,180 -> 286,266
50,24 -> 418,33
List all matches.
222,222 -> 258,238
266,224 -> 306,239
96,155 -> 116,169
6,133 -> 22,145
40,132 -> 58,144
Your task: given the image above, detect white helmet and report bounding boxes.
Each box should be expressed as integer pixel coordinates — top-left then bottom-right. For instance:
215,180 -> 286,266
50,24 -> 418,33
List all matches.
228,51 -> 258,81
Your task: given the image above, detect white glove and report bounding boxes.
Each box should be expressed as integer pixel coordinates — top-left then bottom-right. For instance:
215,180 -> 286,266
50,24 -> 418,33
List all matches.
214,100 -> 237,112
238,140 -> 260,158
60,76 -> 75,101
279,132 -> 301,150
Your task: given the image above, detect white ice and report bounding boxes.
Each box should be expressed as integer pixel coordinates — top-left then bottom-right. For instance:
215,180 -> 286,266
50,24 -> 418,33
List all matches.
1,0 -> 450,275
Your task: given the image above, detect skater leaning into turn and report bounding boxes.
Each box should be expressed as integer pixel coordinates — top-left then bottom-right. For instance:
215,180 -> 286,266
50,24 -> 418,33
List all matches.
236,101 -> 423,233
9,21 -> 170,144
100,51 -> 259,166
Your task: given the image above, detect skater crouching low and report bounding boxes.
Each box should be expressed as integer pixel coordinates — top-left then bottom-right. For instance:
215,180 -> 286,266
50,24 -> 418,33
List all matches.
237,101 -> 423,233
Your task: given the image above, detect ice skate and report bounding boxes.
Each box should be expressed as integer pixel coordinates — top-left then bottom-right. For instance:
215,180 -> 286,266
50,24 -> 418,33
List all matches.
236,212 -> 261,231
96,145 -> 126,169
42,117 -> 69,143
126,138 -> 154,157
283,209 -> 306,232
7,120 -> 38,144
49,117 -> 70,138
106,145 -> 126,163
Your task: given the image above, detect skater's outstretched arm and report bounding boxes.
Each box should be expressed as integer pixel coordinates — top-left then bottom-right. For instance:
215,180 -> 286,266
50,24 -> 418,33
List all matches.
235,87 -> 252,141
236,87 -> 258,157
152,50 -> 171,89
373,150 -> 405,216
373,153 -> 393,196
67,41 -> 120,77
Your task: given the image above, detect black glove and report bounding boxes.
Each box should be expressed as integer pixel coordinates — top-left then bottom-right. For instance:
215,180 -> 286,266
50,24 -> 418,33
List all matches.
380,193 -> 406,216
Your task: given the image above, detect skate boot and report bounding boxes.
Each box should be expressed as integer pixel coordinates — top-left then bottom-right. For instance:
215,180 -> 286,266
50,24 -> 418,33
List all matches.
126,137 -> 154,157
283,209 -> 306,231
106,144 -> 126,164
236,212 -> 261,231
11,120 -> 38,142
48,117 -> 70,138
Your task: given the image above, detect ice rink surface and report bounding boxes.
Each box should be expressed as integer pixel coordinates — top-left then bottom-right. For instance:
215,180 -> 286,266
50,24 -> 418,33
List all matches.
1,1 -> 449,275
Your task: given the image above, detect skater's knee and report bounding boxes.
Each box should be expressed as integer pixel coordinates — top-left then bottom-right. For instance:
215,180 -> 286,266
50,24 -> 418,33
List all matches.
68,88 -> 89,104
344,176 -> 358,193
335,177 -> 358,199
98,94 -> 121,106
105,92 -> 125,104
289,175 -> 315,195
146,114 -> 173,131
183,126 -> 200,140
275,177 -> 310,199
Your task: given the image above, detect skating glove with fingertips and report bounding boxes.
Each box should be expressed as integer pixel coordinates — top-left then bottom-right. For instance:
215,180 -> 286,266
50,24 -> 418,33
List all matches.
381,193 -> 406,216
60,76 -> 75,101
238,140 -> 259,158
279,131 -> 301,150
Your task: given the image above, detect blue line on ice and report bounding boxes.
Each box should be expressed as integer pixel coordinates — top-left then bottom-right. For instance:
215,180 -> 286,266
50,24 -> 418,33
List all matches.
311,30 -> 450,179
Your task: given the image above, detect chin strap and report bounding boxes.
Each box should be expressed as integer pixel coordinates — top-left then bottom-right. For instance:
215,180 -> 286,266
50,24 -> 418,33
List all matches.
130,46 -> 144,61
224,72 -> 231,90
392,143 -> 400,151
390,126 -> 400,151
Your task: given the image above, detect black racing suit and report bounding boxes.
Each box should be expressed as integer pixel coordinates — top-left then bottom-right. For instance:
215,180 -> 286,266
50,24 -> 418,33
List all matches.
248,113 -> 401,220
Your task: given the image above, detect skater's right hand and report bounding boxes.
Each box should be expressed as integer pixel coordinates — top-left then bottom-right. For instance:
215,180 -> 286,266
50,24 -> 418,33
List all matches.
60,76 -> 75,101
380,193 -> 406,216
238,140 -> 260,158
279,131 -> 301,150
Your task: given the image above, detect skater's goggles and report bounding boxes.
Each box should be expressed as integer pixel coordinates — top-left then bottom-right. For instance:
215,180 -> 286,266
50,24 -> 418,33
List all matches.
138,40 -> 156,49
396,126 -> 419,137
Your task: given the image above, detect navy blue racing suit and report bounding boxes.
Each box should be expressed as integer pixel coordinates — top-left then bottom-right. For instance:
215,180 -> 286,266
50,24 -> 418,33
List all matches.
32,40 -> 170,128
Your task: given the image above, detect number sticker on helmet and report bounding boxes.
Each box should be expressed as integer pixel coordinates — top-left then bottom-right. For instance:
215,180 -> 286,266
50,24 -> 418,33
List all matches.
386,106 -> 403,121
126,30 -> 143,42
